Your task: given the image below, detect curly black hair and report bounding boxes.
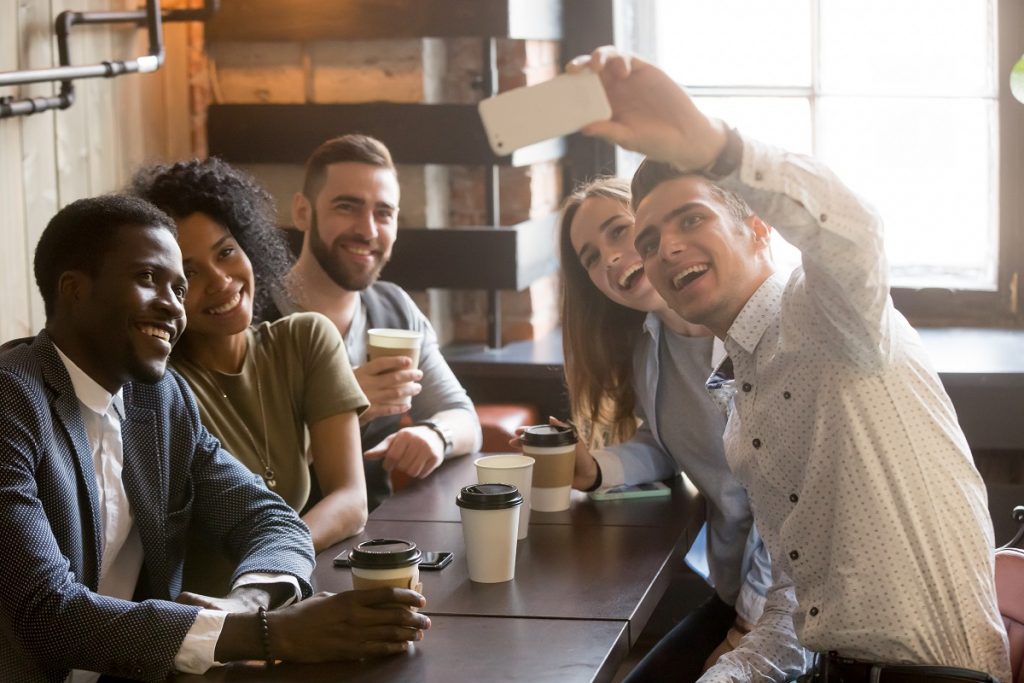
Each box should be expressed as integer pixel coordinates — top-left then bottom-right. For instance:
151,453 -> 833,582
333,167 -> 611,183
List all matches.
130,157 -> 292,323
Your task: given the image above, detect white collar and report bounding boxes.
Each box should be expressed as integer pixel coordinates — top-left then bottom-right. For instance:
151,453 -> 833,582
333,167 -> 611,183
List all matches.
53,344 -> 124,420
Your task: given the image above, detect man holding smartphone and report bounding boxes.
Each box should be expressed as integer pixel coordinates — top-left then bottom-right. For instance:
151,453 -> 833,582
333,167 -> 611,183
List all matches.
570,48 -> 1009,682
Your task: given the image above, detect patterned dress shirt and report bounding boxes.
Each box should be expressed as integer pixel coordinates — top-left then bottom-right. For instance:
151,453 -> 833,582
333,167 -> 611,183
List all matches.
699,137 -> 1010,682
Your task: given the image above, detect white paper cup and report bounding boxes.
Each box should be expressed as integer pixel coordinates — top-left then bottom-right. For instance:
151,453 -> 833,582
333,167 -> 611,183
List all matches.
521,425 -> 577,512
475,454 -> 535,540
456,484 -> 523,583
367,328 -> 423,368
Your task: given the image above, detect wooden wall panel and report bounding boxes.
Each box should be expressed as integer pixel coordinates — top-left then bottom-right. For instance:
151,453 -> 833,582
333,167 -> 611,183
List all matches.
1,0 -> 36,341
0,0 -> 197,343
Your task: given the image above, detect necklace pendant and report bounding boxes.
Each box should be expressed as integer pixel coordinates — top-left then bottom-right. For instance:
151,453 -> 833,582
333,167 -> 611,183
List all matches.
263,469 -> 277,489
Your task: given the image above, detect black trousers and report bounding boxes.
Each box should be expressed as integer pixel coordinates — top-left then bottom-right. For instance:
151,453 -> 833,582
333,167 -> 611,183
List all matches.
622,593 -> 736,683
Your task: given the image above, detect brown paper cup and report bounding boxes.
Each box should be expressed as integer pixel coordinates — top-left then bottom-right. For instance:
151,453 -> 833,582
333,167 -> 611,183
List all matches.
367,328 -> 422,368
352,567 -> 422,610
523,444 -> 575,512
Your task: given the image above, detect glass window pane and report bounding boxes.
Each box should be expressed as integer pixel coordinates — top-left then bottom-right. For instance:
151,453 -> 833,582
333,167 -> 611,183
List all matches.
693,97 -> 812,155
817,96 -> 997,289
653,0 -> 812,87
820,0 -> 995,97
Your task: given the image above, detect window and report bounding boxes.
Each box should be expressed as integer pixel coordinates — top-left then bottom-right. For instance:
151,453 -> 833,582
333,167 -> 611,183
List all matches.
614,0 -> 1023,323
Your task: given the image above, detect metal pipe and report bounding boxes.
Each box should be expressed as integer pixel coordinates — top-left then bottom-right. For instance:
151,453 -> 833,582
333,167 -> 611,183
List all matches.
0,0 -> 217,118
482,37 -> 503,349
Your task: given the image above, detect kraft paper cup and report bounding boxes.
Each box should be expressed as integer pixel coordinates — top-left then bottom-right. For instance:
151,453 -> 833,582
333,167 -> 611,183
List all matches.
367,328 -> 423,369
475,454 -> 535,540
521,424 -> 577,512
456,483 -> 523,583
349,539 -> 423,607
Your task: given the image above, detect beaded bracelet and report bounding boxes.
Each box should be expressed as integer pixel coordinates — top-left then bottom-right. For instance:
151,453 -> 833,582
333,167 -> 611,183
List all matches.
257,605 -> 274,668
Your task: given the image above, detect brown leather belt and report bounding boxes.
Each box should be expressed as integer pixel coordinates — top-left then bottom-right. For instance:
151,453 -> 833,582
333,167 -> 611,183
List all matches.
813,652 -> 997,683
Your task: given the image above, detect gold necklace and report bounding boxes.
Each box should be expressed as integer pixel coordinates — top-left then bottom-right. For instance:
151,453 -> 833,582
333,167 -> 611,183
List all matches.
199,355 -> 277,489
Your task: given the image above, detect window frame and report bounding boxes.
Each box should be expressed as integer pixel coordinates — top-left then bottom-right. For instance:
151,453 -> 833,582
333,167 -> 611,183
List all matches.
568,0 -> 1024,327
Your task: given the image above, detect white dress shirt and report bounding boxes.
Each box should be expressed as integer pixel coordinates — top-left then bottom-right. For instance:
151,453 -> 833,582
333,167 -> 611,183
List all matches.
699,138 -> 1011,681
54,348 -> 298,681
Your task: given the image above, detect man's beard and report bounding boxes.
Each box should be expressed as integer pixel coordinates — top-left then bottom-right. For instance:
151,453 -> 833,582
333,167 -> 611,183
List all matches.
309,210 -> 388,291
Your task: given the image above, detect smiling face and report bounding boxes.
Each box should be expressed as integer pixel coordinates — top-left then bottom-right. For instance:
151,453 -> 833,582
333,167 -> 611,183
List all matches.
175,211 -> 255,339
72,225 -> 187,391
633,175 -> 773,336
303,161 -> 400,291
569,195 -> 664,313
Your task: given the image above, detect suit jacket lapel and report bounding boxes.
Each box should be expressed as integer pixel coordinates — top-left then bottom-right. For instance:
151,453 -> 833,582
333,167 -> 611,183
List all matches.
121,383 -> 170,594
36,332 -> 103,589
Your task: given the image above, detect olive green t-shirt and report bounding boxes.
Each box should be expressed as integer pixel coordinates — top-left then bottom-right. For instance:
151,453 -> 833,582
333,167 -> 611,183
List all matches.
173,312 -> 367,593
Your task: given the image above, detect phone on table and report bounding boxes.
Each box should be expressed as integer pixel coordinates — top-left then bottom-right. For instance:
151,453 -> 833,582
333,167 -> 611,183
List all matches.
589,482 -> 671,502
333,549 -> 454,570
478,70 -> 611,156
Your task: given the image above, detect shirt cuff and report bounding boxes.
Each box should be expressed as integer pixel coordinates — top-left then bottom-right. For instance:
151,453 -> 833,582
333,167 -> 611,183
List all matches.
233,572 -> 302,607
590,448 -> 625,490
174,609 -> 227,674
735,580 -> 767,625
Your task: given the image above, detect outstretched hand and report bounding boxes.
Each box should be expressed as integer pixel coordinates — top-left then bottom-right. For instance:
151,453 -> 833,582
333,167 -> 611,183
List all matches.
566,46 -> 728,172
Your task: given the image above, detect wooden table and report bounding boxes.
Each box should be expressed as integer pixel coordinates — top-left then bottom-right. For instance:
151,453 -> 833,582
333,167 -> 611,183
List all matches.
178,455 -> 701,683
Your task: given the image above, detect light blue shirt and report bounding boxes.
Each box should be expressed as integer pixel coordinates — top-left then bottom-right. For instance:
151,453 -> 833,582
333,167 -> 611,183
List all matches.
591,314 -> 772,622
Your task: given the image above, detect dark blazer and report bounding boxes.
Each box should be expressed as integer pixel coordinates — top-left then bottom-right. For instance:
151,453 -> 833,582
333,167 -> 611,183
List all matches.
0,331 -> 315,683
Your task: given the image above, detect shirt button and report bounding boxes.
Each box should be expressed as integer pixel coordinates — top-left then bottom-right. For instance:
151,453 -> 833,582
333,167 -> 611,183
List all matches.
789,550 -> 799,561
754,171 -> 764,181
809,607 -> 819,616
783,391 -> 791,399
742,382 -> 752,392
752,438 -> 762,449
789,493 -> 798,503
819,213 -> 828,222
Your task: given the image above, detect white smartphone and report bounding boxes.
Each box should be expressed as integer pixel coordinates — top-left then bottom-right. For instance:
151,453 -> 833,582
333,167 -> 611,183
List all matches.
478,70 -> 612,156
589,482 -> 671,502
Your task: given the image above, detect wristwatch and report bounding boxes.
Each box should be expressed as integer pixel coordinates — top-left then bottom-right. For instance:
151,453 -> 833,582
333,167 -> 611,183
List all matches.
413,419 -> 453,457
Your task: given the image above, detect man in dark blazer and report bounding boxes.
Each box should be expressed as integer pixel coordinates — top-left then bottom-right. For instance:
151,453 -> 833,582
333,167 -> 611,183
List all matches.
0,195 -> 428,683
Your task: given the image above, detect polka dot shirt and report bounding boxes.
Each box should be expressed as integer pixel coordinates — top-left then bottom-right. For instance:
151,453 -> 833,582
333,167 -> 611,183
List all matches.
700,138 -> 1010,682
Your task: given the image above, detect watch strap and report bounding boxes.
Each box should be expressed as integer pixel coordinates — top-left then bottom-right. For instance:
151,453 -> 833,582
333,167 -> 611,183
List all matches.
413,419 -> 453,457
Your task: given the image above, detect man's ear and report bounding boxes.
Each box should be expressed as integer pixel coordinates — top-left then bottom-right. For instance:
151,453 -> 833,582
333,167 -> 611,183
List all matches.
57,271 -> 90,309
292,192 -> 312,233
745,215 -> 772,247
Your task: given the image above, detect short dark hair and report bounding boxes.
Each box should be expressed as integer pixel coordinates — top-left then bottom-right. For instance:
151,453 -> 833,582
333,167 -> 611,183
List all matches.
34,194 -> 175,318
630,158 -> 753,223
131,157 -> 291,323
302,134 -> 395,201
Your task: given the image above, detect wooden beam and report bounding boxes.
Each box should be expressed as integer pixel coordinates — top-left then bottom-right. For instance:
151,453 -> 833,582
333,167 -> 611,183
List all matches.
280,213 -> 560,292
206,0 -> 562,42
208,103 -> 566,166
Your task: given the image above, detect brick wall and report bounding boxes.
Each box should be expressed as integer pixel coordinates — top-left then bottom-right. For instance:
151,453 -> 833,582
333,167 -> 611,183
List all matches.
205,32 -> 562,345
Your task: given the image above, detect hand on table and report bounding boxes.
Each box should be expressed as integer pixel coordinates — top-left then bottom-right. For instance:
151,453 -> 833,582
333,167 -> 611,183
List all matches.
269,588 -> 430,662
364,425 -> 445,479
354,356 -> 422,426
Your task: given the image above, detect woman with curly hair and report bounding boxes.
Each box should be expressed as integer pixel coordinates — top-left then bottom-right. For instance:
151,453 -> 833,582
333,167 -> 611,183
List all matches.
132,157 -> 369,595
559,177 -> 771,678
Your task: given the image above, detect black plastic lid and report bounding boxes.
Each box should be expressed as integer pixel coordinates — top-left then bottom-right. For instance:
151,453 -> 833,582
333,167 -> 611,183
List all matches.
349,539 -> 421,569
456,483 -> 524,510
520,424 -> 577,447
